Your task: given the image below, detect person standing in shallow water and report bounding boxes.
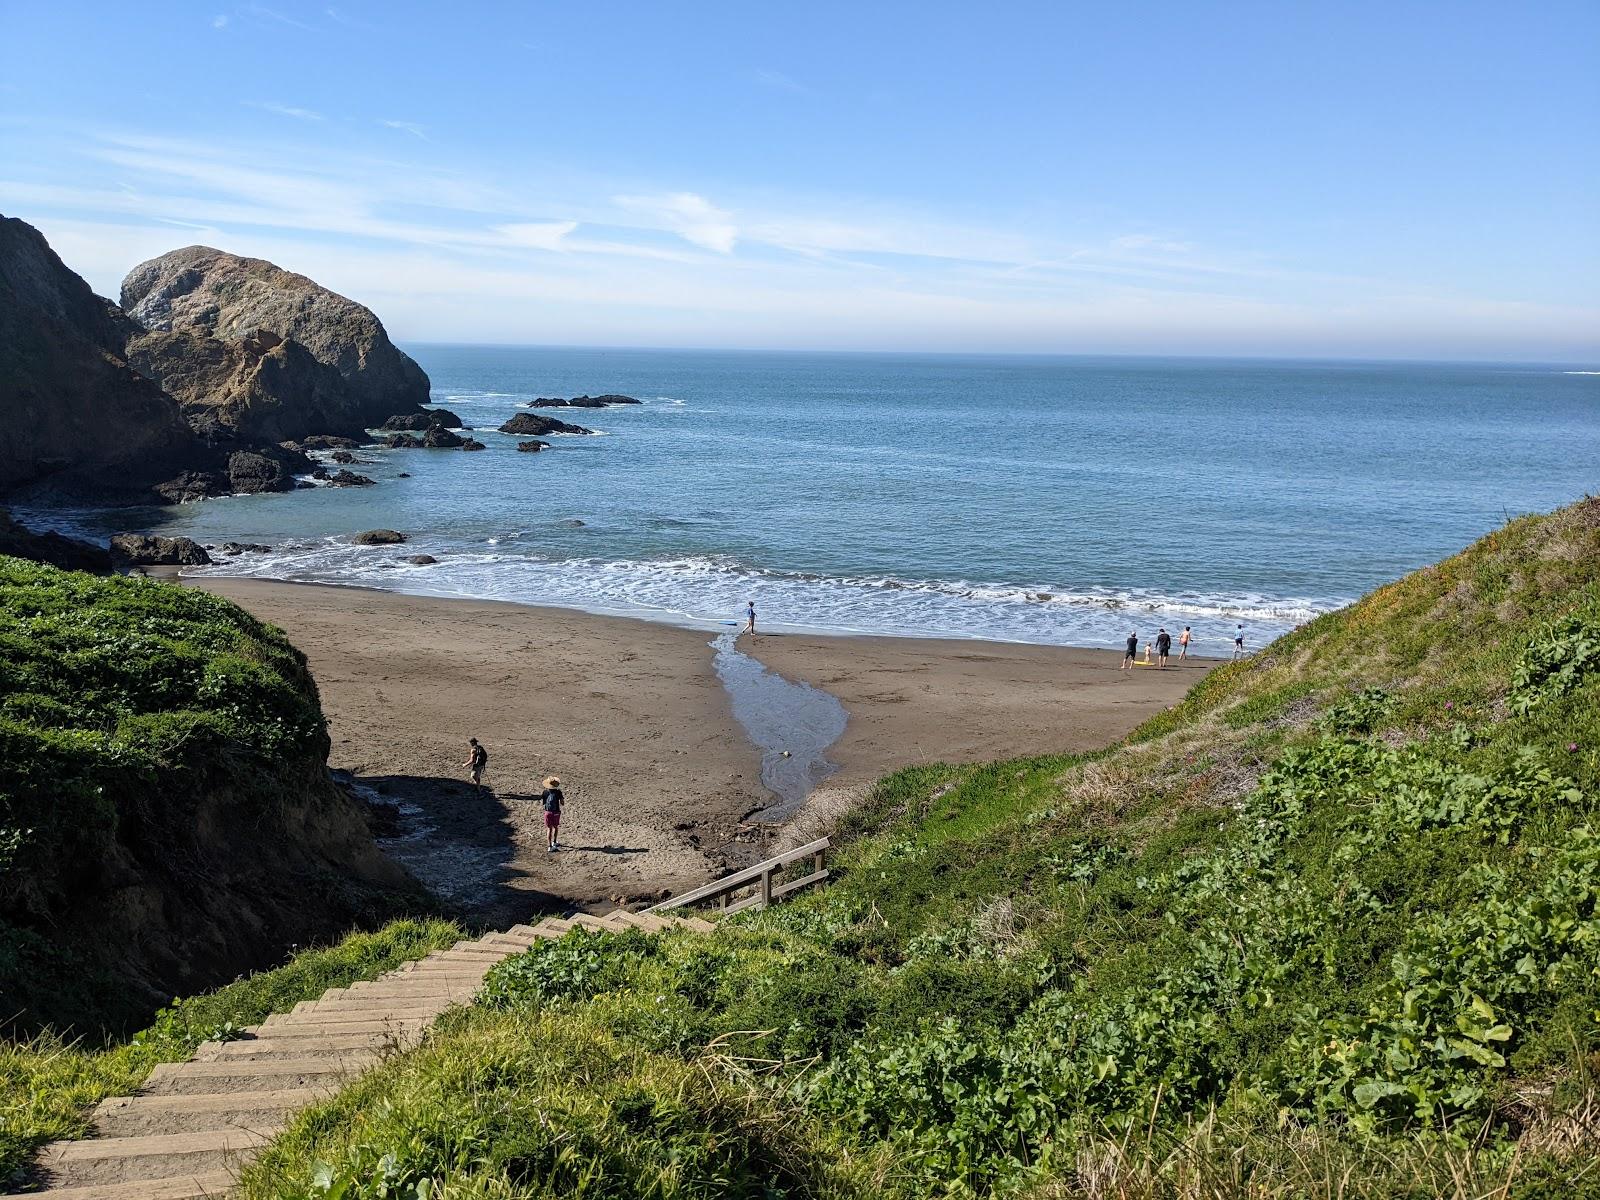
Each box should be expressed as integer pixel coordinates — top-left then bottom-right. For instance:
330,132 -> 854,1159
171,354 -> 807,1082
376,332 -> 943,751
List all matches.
540,776 -> 564,851
1179,626 -> 1192,661
1122,630 -> 1138,670
744,600 -> 757,638
1234,624 -> 1246,659
463,737 -> 489,792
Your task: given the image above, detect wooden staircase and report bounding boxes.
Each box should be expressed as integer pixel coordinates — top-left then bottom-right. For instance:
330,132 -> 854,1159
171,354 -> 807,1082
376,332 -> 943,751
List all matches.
3,911 -> 712,1200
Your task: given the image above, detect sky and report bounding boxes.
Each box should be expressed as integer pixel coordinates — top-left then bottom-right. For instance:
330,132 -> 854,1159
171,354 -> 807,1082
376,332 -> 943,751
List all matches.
1,1 -> 1596,360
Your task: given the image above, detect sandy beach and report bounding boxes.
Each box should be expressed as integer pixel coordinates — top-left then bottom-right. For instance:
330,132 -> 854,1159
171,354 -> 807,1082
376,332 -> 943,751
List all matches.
194,579 -> 1208,923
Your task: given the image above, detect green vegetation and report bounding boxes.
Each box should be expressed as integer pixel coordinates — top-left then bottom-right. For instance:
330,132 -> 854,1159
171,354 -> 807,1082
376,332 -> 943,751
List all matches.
240,496 -> 1600,1196
0,918 -> 460,1186
26,498 -> 1600,1197
0,558 -> 427,1034
241,498 -> 1600,1197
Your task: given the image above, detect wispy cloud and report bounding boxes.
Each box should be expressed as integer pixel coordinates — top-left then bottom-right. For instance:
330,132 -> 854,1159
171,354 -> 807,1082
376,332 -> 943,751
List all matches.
380,119 -> 429,141
211,14 -> 229,29
239,4 -> 317,32
4,125 -> 1593,358
752,68 -> 810,95
615,191 -> 738,254
244,101 -> 324,122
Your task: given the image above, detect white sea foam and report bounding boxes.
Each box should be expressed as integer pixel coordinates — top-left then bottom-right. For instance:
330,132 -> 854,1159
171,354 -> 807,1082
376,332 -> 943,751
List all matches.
192,538 -> 1342,649
1563,370 -> 1600,375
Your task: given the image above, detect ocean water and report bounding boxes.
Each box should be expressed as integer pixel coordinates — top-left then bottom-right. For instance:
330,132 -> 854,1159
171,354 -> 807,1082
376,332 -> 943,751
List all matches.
70,348 -> 1600,650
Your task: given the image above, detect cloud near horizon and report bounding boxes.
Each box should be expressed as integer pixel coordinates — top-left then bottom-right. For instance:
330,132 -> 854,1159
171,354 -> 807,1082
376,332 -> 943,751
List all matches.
0,125 -> 1594,361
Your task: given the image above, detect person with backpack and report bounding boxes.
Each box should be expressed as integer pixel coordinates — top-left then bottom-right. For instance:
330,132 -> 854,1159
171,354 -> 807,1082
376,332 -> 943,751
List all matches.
463,737 -> 489,792
540,776 -> 565,851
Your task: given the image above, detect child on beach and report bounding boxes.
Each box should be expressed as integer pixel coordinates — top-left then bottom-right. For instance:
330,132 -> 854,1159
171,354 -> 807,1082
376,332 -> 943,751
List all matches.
1179,626 -> 1192,660
541,776 -> 564,851
1233,624 -> 1246,659
463,737 -> 489,792
744,600 -> 757,637
1122,631 -> 1138,670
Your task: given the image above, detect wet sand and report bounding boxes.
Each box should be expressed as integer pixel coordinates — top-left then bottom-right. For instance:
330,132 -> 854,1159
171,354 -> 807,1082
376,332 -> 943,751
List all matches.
192,579 -> 1206,922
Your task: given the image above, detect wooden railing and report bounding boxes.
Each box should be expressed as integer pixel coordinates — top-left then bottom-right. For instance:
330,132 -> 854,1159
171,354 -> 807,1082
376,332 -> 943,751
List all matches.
646,836 -> 831,916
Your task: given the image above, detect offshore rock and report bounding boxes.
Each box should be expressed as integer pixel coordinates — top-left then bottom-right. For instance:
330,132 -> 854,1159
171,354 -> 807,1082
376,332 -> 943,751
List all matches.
516,440 -> 550,453
353,529 -> 406,545
499,412 -> 593,436
121,245 -> 431,434
125,327 -> 358,445
381,409 -> 461,431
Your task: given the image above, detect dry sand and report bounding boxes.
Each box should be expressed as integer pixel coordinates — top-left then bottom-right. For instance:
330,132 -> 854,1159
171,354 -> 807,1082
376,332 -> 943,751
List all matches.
193,579 -> 1207,922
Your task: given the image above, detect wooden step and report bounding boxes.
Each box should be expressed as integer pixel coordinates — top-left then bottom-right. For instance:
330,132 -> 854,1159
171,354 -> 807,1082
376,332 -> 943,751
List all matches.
606,911 -> 671,932
0,1170 -> 236,1200
141,1057 -> 372,1096
201,1032 -> 418,1060
92,1087 -> 332,1138
38,1128 -> 272,1189
258,1014 -> 429,1035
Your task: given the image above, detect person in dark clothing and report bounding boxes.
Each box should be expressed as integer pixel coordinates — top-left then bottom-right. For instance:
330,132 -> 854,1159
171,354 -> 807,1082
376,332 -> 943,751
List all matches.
1156,628 -> 1172,667
540,776 -> 564,851
1122,631 -> 1138,671
463,737 -> 489,792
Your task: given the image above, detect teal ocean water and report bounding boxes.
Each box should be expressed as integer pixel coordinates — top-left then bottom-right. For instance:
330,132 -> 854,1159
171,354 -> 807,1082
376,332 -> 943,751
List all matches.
79,349 -> 1600,650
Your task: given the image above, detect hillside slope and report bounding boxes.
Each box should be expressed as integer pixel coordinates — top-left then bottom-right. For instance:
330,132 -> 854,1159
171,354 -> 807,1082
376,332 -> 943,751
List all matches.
0,560 -> 431,1034
239,496 -> 1600,1199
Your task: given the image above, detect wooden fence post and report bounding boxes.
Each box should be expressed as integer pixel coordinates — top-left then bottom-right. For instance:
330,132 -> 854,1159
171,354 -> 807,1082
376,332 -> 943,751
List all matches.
760,868 -> 773,909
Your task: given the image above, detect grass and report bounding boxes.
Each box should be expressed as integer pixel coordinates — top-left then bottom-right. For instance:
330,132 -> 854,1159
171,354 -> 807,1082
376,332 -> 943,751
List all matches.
0,557 -> 432,1035
0,917 -> 460,1187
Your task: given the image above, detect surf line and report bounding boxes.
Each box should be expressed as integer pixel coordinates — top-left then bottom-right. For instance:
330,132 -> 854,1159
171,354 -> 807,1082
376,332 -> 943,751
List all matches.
711,631 -> 848,822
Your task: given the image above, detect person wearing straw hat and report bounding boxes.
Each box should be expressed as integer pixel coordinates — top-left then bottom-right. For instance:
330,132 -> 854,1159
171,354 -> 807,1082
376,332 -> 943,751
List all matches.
540,776 -> 565,851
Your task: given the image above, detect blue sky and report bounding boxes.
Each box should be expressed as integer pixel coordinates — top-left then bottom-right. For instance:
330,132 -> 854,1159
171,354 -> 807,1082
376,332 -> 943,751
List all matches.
2,1 -> 1596,359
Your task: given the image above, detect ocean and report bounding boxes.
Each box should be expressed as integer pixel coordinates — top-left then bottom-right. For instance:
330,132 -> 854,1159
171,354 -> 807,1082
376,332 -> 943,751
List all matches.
59,348 -> 1600,651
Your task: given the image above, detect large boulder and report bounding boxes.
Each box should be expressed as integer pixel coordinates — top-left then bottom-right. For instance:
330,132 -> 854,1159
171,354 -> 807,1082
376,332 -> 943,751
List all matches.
517,440 -> 550,453
352,529 -> 406,545
499,412 -> 593,437
121,246 -> 431,435
0,215 -> 202,497
109,534 -> 213,566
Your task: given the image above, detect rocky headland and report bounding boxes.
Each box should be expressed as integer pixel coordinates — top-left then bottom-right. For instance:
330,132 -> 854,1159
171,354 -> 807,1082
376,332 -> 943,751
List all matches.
0,214 -> 431,508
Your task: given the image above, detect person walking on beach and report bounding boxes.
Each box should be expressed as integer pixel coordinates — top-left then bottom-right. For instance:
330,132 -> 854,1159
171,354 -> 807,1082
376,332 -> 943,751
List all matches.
1122,630 -> 1138,670
463,737 -> 489,792
1156,627 -> 1172,667
540,776 -> 564,851
1233,624 -> 1246,659
744,600 -> 757,638
1179,626 -> 1192,661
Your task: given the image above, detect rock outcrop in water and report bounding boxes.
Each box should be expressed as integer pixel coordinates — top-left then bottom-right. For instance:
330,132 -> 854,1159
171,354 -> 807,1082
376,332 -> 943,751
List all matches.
500,412 -> 594,436
0,215 -> 201,497
525,394 -> 640,409
109,533 -> 213,566
121,246 -> 431,437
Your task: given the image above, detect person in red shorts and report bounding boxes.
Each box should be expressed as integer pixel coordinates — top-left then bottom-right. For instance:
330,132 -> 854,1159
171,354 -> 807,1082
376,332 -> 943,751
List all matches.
540,776 -> 564,852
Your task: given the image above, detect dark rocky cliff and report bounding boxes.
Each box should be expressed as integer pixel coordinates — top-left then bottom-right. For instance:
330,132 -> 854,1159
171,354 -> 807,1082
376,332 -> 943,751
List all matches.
0,217 -> 201,496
